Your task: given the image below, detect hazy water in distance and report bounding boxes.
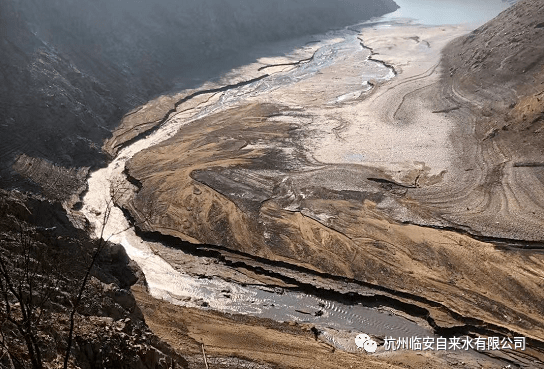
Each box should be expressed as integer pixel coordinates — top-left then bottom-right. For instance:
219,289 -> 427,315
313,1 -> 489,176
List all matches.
383,0 -> 516,26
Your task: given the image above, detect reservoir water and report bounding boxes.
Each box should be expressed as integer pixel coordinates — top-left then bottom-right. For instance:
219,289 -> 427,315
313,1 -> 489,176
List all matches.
383,0 -> 515,26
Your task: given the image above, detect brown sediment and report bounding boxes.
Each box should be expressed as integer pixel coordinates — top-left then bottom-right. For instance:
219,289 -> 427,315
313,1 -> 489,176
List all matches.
121,101 -> 544,346
102,74 -> 270,158
112,2 -> 544,366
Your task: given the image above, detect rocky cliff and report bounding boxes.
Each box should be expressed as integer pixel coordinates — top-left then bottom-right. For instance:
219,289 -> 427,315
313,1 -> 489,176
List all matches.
0,189 -> 188,368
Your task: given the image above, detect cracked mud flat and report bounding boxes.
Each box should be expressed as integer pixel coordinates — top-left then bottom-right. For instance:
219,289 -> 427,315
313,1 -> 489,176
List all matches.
82,13 -> 544,369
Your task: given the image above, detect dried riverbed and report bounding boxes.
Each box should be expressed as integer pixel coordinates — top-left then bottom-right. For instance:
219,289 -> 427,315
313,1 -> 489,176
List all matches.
81,15 -> 544,368
83,21 -> 428,349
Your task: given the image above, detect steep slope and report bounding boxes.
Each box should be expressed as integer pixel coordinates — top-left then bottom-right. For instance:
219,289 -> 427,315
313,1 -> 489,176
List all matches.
443,0 -> 544,150
448,0 -> 544,158
0,189 -> 187,368
444,0 -> 544,107
0,0 -> 398,188
406,0 -> 544,241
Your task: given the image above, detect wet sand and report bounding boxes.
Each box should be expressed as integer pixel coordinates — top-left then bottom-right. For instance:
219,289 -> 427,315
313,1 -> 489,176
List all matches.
133,285 -> 508,369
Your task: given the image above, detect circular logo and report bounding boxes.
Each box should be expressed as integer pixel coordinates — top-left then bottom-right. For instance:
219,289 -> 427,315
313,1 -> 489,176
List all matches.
364,339 -> 378,353
355,334 -> 371,348
355,333 -> 377,353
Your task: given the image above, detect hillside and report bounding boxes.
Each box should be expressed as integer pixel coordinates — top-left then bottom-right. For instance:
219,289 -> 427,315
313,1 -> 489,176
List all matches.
0,189 -> 188,368
443,0 -> 544,151
406,0 -> 544,241
0,0 -> 398,189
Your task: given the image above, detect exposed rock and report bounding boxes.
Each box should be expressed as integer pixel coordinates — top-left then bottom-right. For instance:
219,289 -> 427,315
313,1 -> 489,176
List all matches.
0,189 -> 185,368
12,154 -> 89,206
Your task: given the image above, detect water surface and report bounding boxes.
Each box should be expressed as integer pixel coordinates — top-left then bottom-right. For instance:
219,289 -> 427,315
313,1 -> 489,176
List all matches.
383,0 -> 515,26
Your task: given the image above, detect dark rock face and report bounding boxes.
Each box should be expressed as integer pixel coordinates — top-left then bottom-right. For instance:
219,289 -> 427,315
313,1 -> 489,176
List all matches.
0,0 -> 398,188
0,188 -> 186,368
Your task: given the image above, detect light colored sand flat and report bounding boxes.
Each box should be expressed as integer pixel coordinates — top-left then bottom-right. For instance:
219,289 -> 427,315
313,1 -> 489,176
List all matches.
303,25 -> 469,183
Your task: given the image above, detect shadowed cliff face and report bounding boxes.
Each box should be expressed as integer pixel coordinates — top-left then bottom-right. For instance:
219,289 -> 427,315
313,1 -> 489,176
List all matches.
0,189 -> 189,368
0,0 -> 398,188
